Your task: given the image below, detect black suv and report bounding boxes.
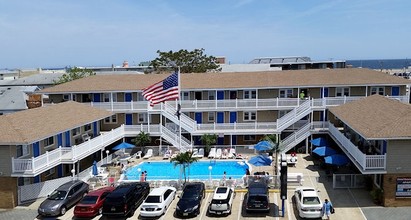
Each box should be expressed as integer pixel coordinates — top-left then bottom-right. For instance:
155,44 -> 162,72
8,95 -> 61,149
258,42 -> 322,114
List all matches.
245,181 -> 270,212
102,182 -> 149,217
176,182 -> 205,217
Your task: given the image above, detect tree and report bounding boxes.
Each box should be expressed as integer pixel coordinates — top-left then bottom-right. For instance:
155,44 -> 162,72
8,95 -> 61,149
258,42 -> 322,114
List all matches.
260,134 -> 280,175
149,48 -> 222,73
170,151 -> 199,183
200,134 -> 218,156
53,67 -> 96,84
132,131 -> 151,152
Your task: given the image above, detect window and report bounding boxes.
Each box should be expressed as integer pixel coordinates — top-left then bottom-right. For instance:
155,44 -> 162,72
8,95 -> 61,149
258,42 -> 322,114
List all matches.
105,115 -> 117,124
182,92 -> 189,100
244,135 -> 256,141
244,90 -> 257,99
63,94 -> 70,101
336,87 -> 350,97
208,112 -> 215,122
164,189 -> 172,200
279,89 -> 293,98
18,177 -> 32,186
44,136 -> 54,147
138,113 -> 147,123
16,145 -> 29,158
137,92 -> 144,101
103,93 -> 117,102
72,128 -> 80,136
45,167 -> 55,177
84,124 -> 91,131
243,112 -> 256,121
278,110 -> 291,118
371,87 -> 385,95
208,91 -> 215,100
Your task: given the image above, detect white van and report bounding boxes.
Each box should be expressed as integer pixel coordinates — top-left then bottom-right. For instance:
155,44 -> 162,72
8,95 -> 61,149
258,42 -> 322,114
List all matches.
208,186 -> 235,216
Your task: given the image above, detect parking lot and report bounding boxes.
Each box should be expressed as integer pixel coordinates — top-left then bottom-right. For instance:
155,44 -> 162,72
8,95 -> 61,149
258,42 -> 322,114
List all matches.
35,189 -> 290,220
21,153 -> 372,220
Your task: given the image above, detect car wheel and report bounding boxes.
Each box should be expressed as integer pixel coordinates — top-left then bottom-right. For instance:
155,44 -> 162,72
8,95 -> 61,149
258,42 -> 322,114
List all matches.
60,206 -> 67,215
99,207 -> 103,215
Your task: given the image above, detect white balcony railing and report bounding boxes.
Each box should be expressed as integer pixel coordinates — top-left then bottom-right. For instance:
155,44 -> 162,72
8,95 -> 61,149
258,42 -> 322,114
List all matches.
328,122 -> 386,171
89,96 -> 408,112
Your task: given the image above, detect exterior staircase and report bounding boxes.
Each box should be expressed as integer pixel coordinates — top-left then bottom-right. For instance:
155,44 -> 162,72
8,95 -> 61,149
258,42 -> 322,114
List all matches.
279,122 -> 311,153
276,100 -> 311,132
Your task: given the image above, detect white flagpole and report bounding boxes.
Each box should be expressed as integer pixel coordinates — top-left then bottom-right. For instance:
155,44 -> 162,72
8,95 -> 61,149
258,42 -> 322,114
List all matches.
177,67 -> 183,152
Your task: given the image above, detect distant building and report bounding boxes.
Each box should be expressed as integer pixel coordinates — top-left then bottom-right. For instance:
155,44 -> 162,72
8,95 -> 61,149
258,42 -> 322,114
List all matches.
219,56 -> 346,72
249,56 -> 346,70
0,86 -> 40,115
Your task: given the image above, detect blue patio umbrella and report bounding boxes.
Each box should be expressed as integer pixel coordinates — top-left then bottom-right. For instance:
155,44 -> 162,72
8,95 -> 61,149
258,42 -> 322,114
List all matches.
248,155 -> 272,166
324,154 -> 349,166
254,141 -> 274,152
312,146 -> 337,157
310,137 -> 328,147
92,161 -> 98,176
112,142 -> 135,150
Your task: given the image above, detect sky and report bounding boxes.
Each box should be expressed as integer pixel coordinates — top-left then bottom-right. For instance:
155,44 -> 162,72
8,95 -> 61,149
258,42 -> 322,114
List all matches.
0,0 -> 410,69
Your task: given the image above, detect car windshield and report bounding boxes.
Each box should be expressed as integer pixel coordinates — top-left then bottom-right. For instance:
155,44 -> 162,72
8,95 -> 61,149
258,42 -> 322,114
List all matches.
303,196 -> 321,205
216,188 -> 227,194
249,195 -> 268,203
80,196 -> 99,204
145,195 -> 161,203
48,190 -> 67,200
181,186 -> 200,200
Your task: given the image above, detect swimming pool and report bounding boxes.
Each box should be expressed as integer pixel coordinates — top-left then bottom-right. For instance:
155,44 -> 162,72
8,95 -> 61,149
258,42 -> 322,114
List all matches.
125,160 -> 249,180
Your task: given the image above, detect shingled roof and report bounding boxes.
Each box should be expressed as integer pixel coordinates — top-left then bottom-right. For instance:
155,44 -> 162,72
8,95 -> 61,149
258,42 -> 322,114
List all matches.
0,101 -> 113,144
329,95 -> 411,139
39,68 -> 410,94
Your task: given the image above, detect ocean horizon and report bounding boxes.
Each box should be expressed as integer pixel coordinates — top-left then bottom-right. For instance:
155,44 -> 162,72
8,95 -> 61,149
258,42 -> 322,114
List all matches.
347,59 -> 411,70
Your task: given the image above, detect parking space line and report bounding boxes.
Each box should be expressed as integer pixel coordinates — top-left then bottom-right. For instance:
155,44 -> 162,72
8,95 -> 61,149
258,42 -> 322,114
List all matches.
237,192 -> 243,220
199,192 -> 211,220
348,188 -> 367,220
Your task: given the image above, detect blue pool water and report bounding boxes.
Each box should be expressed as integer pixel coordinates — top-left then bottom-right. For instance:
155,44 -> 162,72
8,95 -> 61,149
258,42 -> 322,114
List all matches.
125,160 -> 249,180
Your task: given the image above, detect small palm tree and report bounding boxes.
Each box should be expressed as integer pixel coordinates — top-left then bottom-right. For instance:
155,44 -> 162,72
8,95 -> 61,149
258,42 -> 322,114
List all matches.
200,134 -> 217,156
132,131 -> 151,152
170,151 -> 199,183
261,134 -> 280,175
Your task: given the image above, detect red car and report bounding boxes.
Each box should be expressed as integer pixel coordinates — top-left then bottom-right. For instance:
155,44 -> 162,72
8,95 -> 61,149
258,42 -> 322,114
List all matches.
74,186 -> 115,218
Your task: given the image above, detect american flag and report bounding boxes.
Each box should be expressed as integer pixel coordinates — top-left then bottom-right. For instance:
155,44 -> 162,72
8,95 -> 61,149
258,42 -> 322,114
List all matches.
142,72 -> 179,106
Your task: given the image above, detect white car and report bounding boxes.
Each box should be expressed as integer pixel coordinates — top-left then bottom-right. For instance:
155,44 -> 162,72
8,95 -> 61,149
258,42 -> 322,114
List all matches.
294,187 -> 323,219
208,186 -> 235,216
140,186 -> 176,217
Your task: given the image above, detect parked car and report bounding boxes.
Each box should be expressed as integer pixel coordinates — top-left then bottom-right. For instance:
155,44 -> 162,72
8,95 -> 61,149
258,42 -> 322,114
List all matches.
73,186 -> 115,218
176,182 -> 206,217
245,181 -> 270,212
140,186 -> 177,217
102,182 -> 150,217
38,180 -> 89,217
294,187 -> 323,219
208,186 -> 235,216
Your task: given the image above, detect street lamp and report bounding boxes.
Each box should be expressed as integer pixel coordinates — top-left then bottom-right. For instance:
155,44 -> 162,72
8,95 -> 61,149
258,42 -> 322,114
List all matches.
208,166 -> 213,183
105,150 -> 110,164
71,168 -> 75,181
